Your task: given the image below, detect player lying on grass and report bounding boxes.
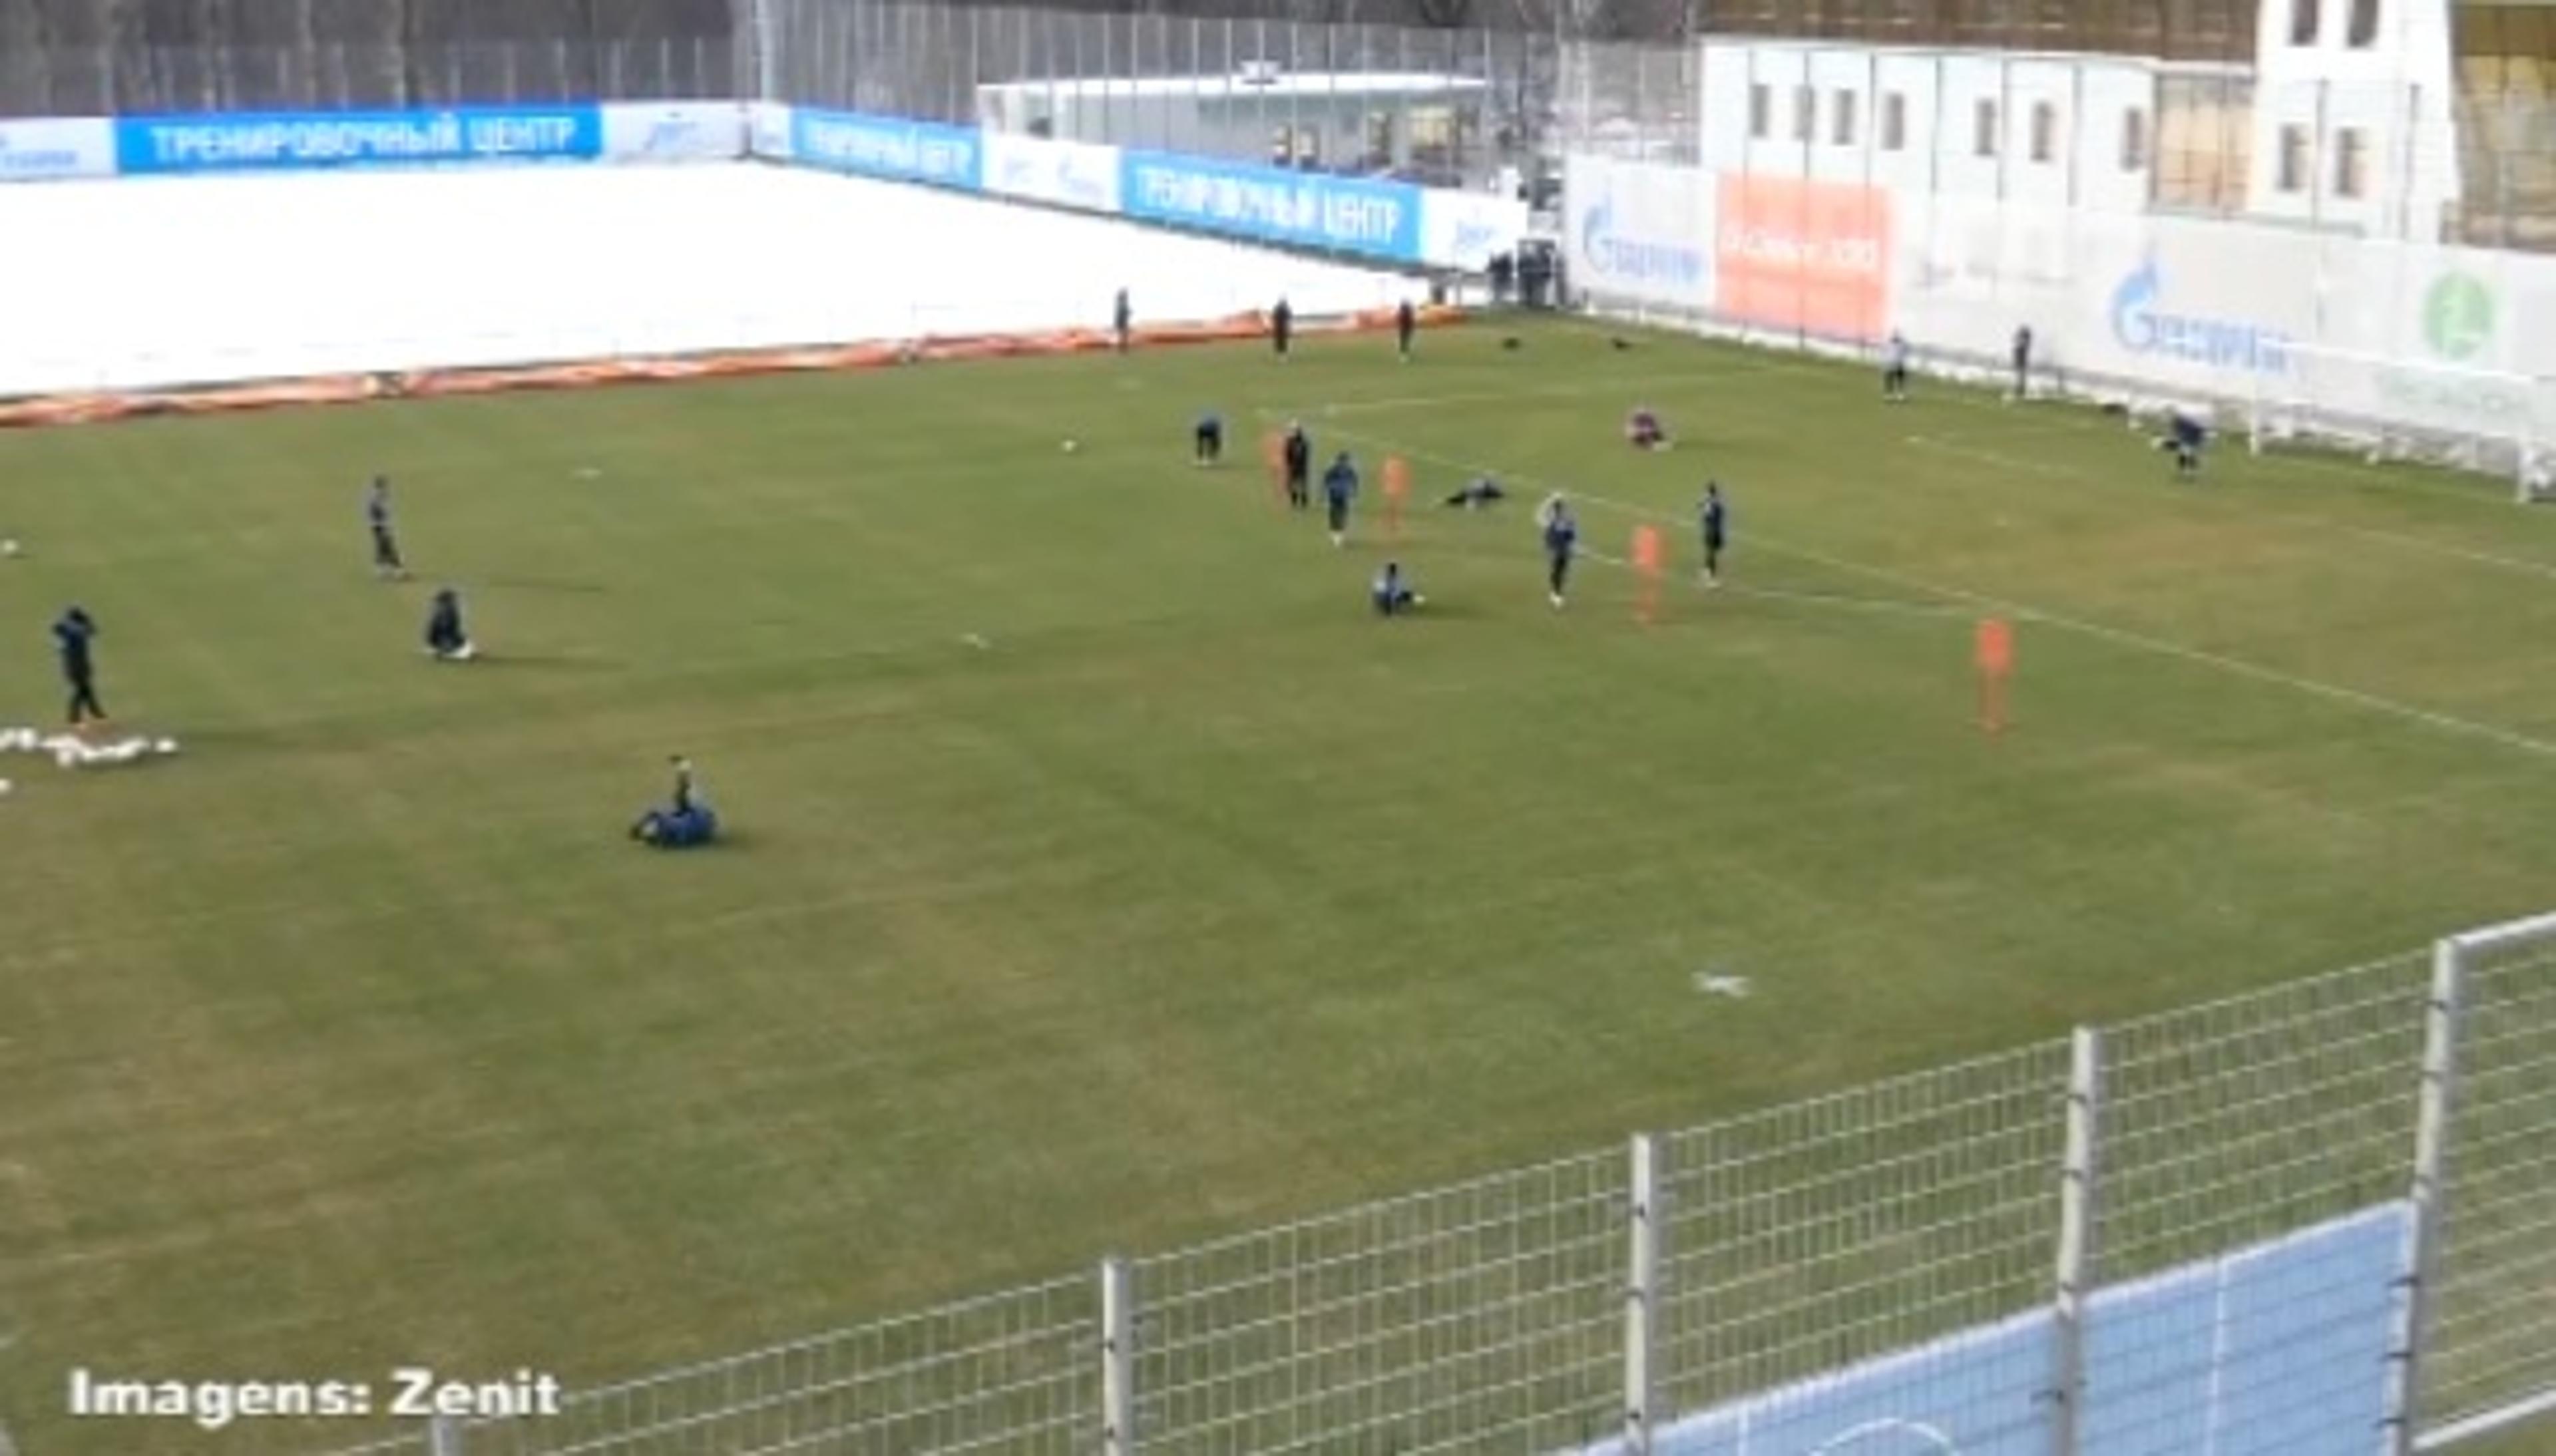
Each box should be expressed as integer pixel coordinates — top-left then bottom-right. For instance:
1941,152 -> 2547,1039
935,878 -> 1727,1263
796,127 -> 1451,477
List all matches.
631,755 -> 719,848
1442,476 -> 1506,509
423,588 -> 476,661
2155,409 -> 2209,477
1372,561 -> 1423,616
1626,407 -> 1669,451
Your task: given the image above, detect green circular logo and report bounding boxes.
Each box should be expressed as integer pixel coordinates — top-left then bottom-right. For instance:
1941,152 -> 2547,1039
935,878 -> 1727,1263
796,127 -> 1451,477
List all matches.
2424,272 -> 2495,360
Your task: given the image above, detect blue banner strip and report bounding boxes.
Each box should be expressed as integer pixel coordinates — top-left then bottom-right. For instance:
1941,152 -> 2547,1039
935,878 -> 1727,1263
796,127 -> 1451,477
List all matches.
1118,149 -> 1422,265
788,109 -> 982,192
114,106 -> 602,176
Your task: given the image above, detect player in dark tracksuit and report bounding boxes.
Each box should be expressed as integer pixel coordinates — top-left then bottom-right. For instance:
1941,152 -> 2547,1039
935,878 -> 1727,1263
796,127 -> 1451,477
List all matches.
2010,325 -> 2033,401
1543,500 -> 1578,608
1193,412 -> 1224,466
367,476 -> 407,580
1283,423 -> 1313,510
1113,288 -> 1132,353
1271,297 -> 1294,359
2157,409 -> 2209,477
1395,299 -> 1417,361
1700,482 -> 1729,586
424,587 -> 474,660
54,606 -> 105,727
1323,452 -> 1359,547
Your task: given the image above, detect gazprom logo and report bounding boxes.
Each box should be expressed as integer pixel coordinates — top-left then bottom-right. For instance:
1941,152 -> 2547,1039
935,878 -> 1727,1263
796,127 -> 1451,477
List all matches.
1054,154 -> 1110,209
2110,257 -> 2292,375
640,115 -> 708,156
0,128 -> 82,176
1580,198 -> 1704,289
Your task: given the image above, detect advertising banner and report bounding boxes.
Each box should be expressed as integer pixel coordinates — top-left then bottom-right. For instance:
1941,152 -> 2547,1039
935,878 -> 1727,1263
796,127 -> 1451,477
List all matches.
1561,155 -> 1715,313
789,109 -> 982,191
1891,195 -> 2084,363
1119,150 -> 1422,265
750,103 -> 794,162
2063,216 -> 2318,393
114,106 -> 604,176
981,132 -> 1122,216
1418,189 -> 1529,272
601,102 -> 746,164
1715,174 -> 1892,340
0,118 -> 115,182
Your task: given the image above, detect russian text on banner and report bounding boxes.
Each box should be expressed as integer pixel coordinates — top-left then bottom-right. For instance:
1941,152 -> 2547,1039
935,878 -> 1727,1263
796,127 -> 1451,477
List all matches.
789,109 -> 982,192
0,118 -> 116,182
114,106 -> 604,176
1119,150 -> 1421,266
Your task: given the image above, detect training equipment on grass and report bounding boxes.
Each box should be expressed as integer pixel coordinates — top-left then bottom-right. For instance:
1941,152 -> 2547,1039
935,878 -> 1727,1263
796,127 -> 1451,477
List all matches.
1382,456 -> 1410,539
1631,524 -> 1665,625
0,725 -> 180,770
1975,618 -> 2014,734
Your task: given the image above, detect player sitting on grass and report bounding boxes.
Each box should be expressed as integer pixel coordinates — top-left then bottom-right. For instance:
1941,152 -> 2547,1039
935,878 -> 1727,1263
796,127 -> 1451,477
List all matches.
1372,561 -> 1422,616
1442,476 -> 1506,510
423,588 -> 476,661
1193,411 -> 1224,466
1626,407 -> 1669,451
632,755 -> 720,848
2156,409 -> 2209,478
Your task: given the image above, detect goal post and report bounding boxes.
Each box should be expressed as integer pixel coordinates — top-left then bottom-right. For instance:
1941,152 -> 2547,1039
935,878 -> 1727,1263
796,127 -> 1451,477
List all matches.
2250,343 -> 2556,502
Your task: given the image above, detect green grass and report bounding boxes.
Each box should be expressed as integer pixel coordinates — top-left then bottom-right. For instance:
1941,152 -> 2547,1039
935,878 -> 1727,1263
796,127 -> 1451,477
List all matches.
3,319 -> 2555,1453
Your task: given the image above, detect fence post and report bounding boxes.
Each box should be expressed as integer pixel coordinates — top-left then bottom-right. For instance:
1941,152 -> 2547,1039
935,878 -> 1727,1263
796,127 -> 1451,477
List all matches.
1102,1255 -> 1137,1456
2387,940 -> 2468,1455
1625,1132 -> 1665,1455
2050,1025 -> 2103,1456
427,1414 -> 463,1456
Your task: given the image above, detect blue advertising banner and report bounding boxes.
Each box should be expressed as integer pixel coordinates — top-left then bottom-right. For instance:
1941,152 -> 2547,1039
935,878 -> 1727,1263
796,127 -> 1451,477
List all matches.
789,109 -> 981,192
1119,150 -> 1422,265
114,106 -> 602,176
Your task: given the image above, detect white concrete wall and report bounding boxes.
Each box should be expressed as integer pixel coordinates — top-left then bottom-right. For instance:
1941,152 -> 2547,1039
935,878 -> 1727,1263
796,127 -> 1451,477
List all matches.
0,164 -> 1422,395
2245,0 -> 2459,236
1699,39 -> 2159,215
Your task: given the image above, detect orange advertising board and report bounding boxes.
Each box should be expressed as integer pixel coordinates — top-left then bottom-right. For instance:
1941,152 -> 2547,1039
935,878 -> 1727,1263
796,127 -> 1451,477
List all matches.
1715,176 -> 1892,340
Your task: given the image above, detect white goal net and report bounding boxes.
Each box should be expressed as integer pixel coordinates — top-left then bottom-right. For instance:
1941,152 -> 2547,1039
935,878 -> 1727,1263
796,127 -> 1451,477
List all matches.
2250,343 -> 2556,502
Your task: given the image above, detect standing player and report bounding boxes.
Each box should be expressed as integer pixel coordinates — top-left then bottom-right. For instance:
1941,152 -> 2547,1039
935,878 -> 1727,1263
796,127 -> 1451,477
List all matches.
1699,482 -> 1729,587
53,605 -> 106,730
1395,299 -> 1417,362
1282,421 -> 1313,510
1322,451 -> 1360,547
1113,287 -> 1132,353
367,475 -> 408,580
1271,297 -> 1295,360
1883,331 -> 1912,403
1540,495 -> 1578,609
1193,411 -> 1225,467
2010,325 -> 2033,402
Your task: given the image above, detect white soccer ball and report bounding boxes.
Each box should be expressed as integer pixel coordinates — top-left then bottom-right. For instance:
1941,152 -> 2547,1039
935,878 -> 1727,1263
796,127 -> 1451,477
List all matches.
0,779 -> 12,795
1,539 -> 19,558
156,738 -> 178,755
1061,439 -> 1079,454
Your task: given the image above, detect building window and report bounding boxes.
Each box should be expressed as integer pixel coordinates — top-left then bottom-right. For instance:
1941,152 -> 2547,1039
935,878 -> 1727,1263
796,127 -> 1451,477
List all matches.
2119,108 -> 2149,170
1974,98 -> 2000,158
1832,89 -> 1859,146
2030,100 -> 2059,162
1749,83 -> 1770,139
2290,0 -> 2320,45
2348,0 -> 2379,47
1882,92 -> 1908,150
2336,126 -> 2368,196
1794,85 -> 1815,142
2277,124 -> 2310,192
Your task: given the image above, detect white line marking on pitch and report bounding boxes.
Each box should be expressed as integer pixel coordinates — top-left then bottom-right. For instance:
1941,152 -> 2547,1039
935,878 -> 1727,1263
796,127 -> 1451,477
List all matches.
1295,416 -> 2556,764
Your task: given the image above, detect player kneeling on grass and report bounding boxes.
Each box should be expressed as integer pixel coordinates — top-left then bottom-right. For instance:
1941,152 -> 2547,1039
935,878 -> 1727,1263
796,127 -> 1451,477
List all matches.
632,755 -> 720,848
2155,409 -> 2209,478
423,587 -> 477,661
1625,407 -> 1669,451
1372,561 -> 1423,616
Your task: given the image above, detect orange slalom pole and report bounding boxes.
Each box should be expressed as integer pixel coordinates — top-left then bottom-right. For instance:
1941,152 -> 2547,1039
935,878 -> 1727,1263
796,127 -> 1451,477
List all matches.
1975,618 -> 2014,733
1383,455 -> 1410,540
1631,524 -> 1665,626
1261,431 -> 1287,504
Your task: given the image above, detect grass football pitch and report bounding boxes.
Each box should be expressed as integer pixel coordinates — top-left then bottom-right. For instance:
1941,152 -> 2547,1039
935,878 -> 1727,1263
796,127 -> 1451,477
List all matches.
5,319 -> 2556,1453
